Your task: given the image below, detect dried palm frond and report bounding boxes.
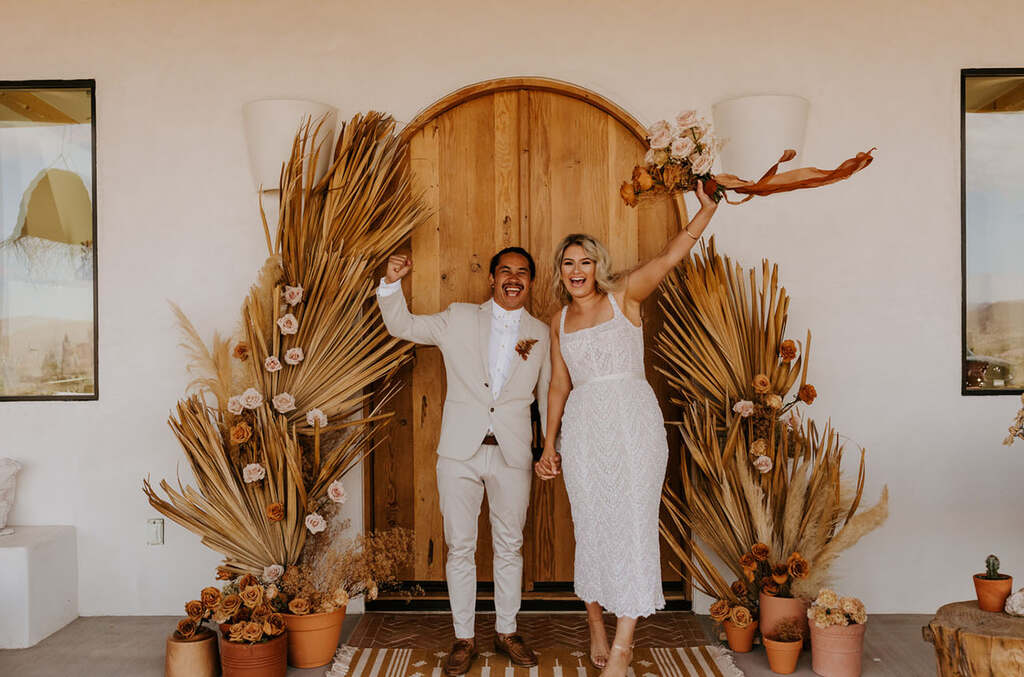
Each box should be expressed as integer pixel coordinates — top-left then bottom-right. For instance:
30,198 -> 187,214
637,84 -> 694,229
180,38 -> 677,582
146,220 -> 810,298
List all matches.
146,112 -> 427,574
657,238 -> 887,602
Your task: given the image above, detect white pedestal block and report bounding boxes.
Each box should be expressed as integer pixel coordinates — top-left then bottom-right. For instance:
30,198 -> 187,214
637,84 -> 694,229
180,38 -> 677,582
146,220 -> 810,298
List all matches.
0,526 -> 78,648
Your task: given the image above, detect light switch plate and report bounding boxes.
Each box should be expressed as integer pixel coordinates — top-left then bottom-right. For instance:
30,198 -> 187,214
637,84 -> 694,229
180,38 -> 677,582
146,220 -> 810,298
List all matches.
146,518 -> 164,545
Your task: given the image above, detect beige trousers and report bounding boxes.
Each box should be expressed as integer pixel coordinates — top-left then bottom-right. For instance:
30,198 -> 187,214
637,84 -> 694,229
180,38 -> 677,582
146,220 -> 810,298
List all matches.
436,444 -> 532,639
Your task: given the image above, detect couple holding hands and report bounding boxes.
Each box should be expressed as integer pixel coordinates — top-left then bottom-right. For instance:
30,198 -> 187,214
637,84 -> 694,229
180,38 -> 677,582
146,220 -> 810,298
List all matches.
376,183 -> 717,676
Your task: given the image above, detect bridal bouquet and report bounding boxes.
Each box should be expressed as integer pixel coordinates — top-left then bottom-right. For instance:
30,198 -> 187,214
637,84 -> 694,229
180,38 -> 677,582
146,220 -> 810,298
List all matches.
619,110 -> 723,206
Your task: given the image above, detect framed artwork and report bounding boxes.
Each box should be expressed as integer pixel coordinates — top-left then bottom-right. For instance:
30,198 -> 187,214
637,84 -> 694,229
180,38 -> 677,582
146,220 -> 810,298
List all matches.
0,80 -> 97,400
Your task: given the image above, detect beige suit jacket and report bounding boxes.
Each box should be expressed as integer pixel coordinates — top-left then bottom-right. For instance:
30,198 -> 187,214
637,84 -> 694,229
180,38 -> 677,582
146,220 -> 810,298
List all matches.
378,288 -> 551,470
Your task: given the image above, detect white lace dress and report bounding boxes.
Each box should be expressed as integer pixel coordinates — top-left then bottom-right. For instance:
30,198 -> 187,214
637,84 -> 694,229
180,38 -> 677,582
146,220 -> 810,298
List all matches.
558,294 -> 668,619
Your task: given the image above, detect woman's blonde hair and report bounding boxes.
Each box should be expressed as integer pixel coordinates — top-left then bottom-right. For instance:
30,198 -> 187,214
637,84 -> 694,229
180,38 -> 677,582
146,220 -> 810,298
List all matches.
552,233 -> 621,305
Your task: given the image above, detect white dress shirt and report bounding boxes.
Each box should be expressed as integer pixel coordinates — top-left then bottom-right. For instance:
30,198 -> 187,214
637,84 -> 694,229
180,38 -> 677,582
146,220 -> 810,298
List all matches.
378,278 -> 523,431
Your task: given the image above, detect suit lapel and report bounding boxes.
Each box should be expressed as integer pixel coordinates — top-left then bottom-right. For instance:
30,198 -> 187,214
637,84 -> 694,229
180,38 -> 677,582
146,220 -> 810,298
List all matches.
478,301 -> 492,381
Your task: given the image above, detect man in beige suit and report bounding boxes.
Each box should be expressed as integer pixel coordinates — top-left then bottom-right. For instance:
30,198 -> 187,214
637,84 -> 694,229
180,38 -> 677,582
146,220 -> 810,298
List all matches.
377,247 -> 551,676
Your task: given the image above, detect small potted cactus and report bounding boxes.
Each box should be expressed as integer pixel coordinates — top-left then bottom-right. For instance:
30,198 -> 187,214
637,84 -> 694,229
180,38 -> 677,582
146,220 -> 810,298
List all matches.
974,554 -> 1013,612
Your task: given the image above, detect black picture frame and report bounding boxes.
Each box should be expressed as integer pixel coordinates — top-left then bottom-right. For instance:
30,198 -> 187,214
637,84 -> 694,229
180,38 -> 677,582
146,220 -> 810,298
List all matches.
0,79 -> 97,401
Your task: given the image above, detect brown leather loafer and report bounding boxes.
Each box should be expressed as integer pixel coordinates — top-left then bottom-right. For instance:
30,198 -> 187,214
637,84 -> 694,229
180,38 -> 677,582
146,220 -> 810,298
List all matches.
494,633 -> 538,667
443,638 -> 478,676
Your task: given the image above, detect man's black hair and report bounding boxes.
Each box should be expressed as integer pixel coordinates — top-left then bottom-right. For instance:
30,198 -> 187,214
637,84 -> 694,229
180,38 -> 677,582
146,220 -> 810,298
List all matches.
489,247 -> 536,280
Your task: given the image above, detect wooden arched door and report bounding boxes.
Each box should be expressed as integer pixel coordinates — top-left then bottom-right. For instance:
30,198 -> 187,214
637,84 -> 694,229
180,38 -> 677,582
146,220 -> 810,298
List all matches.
368,78 -> 685,602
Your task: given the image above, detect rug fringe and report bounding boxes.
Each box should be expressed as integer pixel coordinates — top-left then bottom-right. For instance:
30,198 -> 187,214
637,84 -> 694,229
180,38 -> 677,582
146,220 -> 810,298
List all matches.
706,645 -> 746,677
326,644 -> 358,677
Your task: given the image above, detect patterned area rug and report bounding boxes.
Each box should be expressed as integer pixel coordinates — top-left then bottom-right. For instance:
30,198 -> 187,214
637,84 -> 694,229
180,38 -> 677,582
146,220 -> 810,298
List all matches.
326,645 -> 743,677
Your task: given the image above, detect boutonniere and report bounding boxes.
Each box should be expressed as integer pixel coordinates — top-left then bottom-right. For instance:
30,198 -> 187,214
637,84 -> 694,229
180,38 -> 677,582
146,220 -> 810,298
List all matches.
515,338 -> 538,361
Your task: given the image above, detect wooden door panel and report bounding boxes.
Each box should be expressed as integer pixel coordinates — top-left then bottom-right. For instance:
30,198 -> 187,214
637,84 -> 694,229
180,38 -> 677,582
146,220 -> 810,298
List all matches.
371,79 -> 685,591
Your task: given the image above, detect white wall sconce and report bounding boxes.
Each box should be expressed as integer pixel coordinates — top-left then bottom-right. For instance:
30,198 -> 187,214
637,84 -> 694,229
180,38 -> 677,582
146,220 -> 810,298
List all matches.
712,95 -> 809,179
242,99 -> 338,193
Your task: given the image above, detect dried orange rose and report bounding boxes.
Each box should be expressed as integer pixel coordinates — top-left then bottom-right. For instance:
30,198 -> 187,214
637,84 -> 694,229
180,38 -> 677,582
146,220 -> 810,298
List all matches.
176,617 -> 198,640
240,585 -> 263,609
184,600 -> 205,619
201,587 -> 221,610
709,599 -> 731,622
237,574 -> 259,589
220,594 -> 242,618
228,621 -> 247,643
229,422 -> 252,445
242,621 -> 263,643
730,580 -> 747,598
798,384 -> 817,404
779,340 -> 798,362
265,502 -> 285,522
760,577 -> 780,596
620,181 -> 637,207
772,563 -> 790,585
264,613 -> 286,637
752,374 -> 771,394
739,552 -> 757,570
729,605 -> 753,628
215,567 -> 233,581
288,597 -> 311,615
750,439 -> 769,457
251,604 -> 272,623
788,554 -> 810,579
751,543 -> 770,562
233,343 -> 250,361
633,166 -> 654,192
661,163 -> 683,190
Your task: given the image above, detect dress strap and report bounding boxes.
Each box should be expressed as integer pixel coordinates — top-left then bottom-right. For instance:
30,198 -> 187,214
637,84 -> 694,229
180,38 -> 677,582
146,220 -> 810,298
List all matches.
608,293 -> 623,318
559,305 -> 568,335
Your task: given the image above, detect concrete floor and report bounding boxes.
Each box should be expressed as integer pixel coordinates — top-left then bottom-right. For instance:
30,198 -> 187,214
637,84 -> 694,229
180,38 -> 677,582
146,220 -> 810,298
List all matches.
0,613 -> 935,676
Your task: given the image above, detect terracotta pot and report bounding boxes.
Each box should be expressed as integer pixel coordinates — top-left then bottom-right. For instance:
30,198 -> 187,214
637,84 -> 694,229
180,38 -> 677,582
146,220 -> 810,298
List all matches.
723,619 -> 758,653
810,622 -> 865,677
166,627 -> 219,677
759,593 -> 810,643
218,631 -> 287,677
763,637 -> 802,675
282,607 -> 346,668
974,574 -> 1013,613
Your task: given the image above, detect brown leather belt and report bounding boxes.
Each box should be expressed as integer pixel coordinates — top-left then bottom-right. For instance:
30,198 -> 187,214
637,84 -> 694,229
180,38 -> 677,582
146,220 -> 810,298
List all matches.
482,433 -> 498,446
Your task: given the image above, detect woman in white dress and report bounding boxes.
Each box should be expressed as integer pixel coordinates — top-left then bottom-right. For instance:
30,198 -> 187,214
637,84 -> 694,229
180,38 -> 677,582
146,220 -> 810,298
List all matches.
536,182 -> 717,677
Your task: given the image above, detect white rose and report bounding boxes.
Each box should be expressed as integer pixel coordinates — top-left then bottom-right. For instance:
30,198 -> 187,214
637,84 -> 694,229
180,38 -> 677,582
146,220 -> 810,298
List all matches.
675,110 -> 699,130
242,463 -> 266,483
284,347 -> 304,365
227,395 -> 244,415
783,407 -> 801,430
752,455 -> 773,474
305,512 -> 327,534
732,400 -> 755,418
263,564 -> 284,582
282,285 -> 303,306
670,135 -> 696,160
272,392 -> 296,414
690,151 -> 714,176
277,313 -> 299,335
327,479 -> 347,504
240,387 -> 263,410
306,408 -> 328,428
643,148 -> 657,165
264,356 -> 282,373
649,127 -> 672,150
647,119 -> 671,138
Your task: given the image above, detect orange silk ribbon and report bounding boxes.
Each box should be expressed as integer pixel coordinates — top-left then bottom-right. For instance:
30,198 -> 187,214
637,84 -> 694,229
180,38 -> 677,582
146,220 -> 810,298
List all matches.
714,148 -> 875,204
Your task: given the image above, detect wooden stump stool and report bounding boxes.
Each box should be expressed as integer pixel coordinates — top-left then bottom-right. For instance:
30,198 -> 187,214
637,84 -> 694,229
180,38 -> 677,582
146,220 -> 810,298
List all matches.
923,601 -> 1024,676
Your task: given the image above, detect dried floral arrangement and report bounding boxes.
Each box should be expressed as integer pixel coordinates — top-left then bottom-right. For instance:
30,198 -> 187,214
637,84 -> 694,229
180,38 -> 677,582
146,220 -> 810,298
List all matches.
1003,393 -> 1024,446
174,577 -> 286,644
737,544 -> 809,599
807,589 -> 867,627
708,599 -> 754,629
144,112 -> 427,578
764,617 -> 805,643
619,109 -> 874,207
656,238 -> 889,613
277,510 -> 416,615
